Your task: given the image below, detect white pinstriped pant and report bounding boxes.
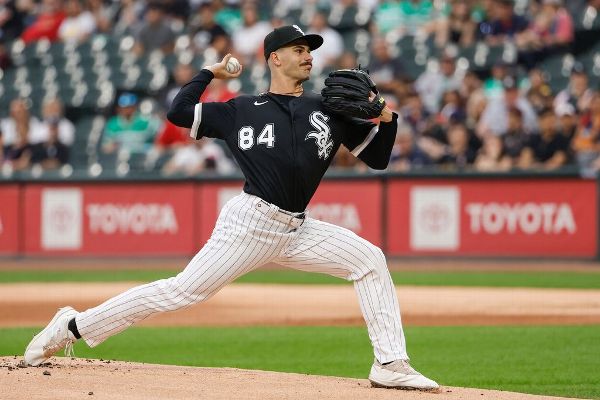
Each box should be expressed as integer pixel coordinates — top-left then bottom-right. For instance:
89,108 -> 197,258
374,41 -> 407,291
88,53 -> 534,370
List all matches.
76,192 -> 408,363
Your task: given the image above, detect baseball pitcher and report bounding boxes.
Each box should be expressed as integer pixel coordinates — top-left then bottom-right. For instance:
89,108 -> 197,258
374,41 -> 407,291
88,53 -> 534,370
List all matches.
25,25 -> 438,391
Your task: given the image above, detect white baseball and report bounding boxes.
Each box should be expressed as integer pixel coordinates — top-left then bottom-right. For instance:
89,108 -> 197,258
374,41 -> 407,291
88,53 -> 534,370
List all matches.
226,57 -> 241,74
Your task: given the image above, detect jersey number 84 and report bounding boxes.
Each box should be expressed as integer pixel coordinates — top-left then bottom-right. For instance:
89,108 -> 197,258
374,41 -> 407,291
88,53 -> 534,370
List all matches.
238,124 -> 275,150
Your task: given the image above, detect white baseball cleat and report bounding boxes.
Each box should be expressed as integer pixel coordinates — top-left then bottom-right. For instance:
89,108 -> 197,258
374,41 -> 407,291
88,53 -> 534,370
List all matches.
24,307 -> 78,366
369,359 -> 440,391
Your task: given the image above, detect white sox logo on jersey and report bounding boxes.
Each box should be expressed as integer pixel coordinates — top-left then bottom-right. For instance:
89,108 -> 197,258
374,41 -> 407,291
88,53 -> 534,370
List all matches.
306,111 -> 333,160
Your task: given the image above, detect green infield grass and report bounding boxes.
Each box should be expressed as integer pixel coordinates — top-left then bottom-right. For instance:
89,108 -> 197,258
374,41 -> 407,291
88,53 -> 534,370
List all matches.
1,325 -> 599,399
0,269 -> 599,289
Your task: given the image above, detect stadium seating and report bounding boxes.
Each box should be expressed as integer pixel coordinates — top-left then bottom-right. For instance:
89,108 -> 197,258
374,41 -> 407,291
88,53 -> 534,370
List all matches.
1,1 -> 600,177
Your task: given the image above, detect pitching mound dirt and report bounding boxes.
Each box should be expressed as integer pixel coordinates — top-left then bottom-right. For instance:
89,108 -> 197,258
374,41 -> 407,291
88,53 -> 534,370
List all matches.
0,357 -> 572,400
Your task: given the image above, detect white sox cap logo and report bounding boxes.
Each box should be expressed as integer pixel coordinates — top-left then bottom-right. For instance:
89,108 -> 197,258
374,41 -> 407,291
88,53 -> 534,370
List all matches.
293,25 -> 305,35
306,111 -> 333,160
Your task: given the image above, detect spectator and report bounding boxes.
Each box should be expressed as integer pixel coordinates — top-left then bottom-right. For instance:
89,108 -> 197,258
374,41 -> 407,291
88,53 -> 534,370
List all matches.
190,3 -> 229,53
556,102 -> 578,140
435,0 -> 476,48
415,54 -> 464,114
31,119 -> 70,170
525,67 -> 553,113
384,0 -> 438,37
400,90 -> 432,136
439,89 -> 466,125
162,137 -> 235,176
102,93 -> 159,155
465,89 -> 487,130
4,125 -> 32,171
388,124 -> 431,171
33,98 -> 75,146
307,11 -> 343,72
375,0 -> 437,36
232,2 -> 271,63
471,0 -> 492,25
373,0 -> 403,35
164,63 -> 197,109
200,78 -> 237,103
0,99 -> 43,148
478,0 -> 528,46
501,107 -> 529,166
367,37 -> 407,96
113,0 -> 144,35
572,93 -> 600,176
438,123 -> 478,169
213,0 -> 242,35
474,134 -> 511,171
462,69 -> 483,95
87,0 -> 115,33
336,51 -> 358,70
133,2 -> 175,56
0,0 -> 27,41
58,0 -> 96,44
152,74 -> 237,169
554,64 -> 595,114
20,0 -> 66,43
520,107 -> 569,170
483,61 -> 512,99
154,120 -> 188,152
208,29 -> 233,61
478,77 -> 538,136
517,0 -> 574,68
162,0 -> 190,24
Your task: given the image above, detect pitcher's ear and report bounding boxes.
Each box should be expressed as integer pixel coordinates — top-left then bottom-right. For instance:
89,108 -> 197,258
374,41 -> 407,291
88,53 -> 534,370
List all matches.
272,53 -> 281,66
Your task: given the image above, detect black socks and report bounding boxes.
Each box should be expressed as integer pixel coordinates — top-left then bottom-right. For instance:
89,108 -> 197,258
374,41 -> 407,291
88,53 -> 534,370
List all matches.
68,318 -> 82,339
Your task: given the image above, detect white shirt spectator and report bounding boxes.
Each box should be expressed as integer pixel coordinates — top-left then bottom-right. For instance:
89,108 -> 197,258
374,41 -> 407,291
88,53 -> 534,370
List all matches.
34,119 -> 76,146
59,11 -> 97,43
232,21 -> 272,61
165,140 -> 235,175
307,26 -> 343,72
0,117 -> 44,145
553,86 -> 594,114
415,66 -> 463,114
479,97 -> 539,136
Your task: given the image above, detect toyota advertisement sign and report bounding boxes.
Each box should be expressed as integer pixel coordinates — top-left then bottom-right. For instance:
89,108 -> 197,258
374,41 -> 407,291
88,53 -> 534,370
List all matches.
387,179 -> 597,257
9,177 -> 599,258
23,183 -> 196,256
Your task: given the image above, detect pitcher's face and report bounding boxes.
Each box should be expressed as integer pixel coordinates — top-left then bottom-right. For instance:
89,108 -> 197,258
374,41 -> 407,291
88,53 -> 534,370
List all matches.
276,41 -> 313,83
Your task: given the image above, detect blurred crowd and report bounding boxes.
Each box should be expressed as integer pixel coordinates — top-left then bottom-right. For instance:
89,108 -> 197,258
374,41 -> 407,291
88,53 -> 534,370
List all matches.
1,0 -> 599,177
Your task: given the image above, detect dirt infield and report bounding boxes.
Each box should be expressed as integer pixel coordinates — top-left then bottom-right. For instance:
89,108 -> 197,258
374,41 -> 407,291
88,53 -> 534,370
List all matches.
0,357 -> 575,400
1,283 -> 600,327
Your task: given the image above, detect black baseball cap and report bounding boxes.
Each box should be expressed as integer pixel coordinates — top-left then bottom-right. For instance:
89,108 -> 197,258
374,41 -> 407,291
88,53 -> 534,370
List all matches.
263,25 -> 323,61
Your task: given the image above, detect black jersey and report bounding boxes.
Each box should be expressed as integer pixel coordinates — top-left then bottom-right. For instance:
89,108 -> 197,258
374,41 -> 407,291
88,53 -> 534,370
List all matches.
168,69 -> 398,212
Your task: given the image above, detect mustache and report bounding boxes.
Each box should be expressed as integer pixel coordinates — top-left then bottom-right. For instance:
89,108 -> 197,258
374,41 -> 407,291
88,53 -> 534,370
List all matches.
300,62 -> 312,67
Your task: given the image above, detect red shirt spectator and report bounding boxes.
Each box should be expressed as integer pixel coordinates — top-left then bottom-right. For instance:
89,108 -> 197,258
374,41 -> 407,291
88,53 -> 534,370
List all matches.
158,82 -> 236,150
21,0 -> 66,43
199,79 -> 237,103
155,120 -> 188,148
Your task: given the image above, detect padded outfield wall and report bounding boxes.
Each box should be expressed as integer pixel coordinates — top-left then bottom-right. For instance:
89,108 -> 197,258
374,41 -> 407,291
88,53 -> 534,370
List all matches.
0,172 -> 597,258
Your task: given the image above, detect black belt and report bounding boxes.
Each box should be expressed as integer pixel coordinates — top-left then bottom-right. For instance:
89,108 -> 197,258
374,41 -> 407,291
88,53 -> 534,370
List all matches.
255,200 -> 305,228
